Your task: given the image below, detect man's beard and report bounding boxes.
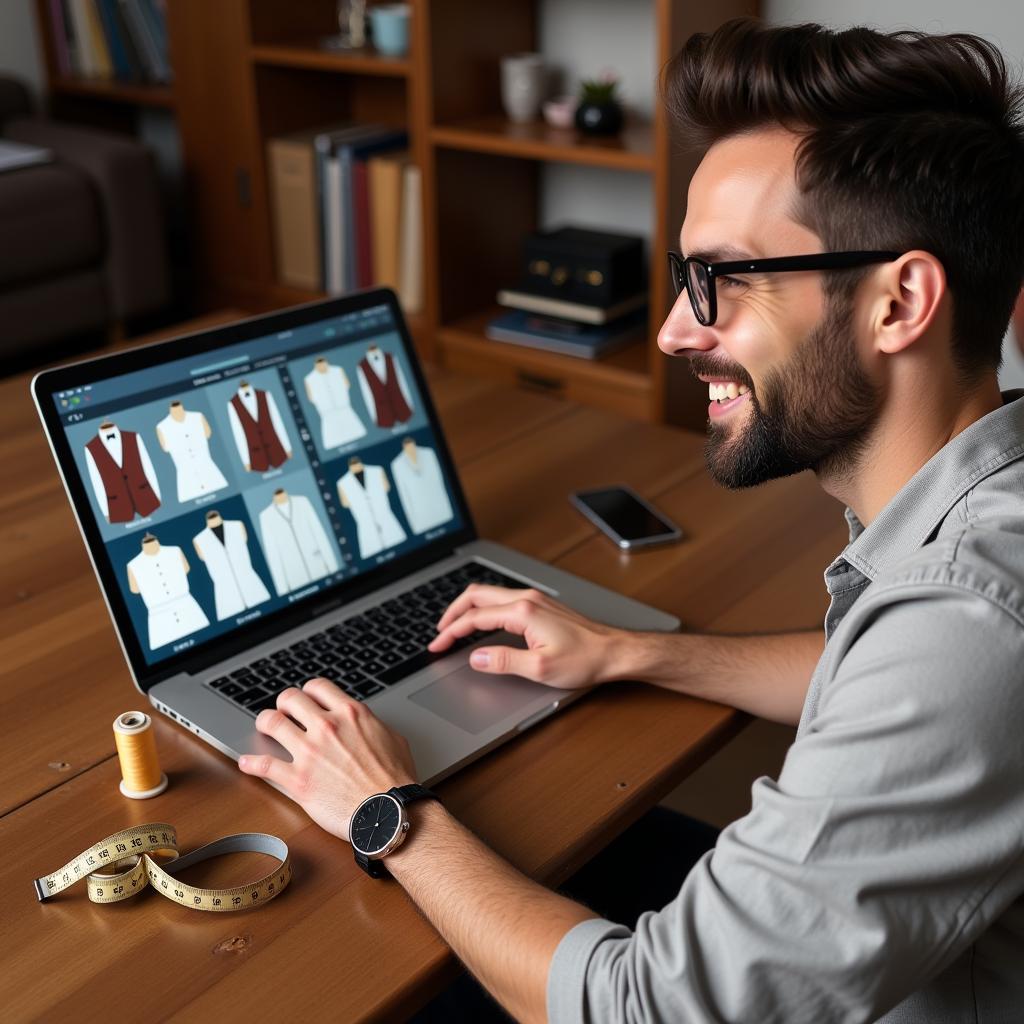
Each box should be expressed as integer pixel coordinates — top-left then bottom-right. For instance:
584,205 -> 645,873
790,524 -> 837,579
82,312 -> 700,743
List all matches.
703,294 -> 881,489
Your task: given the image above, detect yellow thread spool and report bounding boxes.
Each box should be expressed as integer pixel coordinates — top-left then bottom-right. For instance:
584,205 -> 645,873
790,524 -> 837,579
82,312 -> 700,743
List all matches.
112,711 -> 168,799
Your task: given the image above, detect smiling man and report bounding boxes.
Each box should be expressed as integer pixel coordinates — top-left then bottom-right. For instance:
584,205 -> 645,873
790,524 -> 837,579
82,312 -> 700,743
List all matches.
238,19 -> 1024,1023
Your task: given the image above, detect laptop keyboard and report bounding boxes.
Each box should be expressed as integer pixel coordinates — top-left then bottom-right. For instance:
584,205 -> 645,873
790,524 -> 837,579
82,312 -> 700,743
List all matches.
205,562 -> 529,715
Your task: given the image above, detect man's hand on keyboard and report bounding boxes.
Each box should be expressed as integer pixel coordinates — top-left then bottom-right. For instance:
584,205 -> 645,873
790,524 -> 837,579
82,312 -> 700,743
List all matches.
428,585 -> 625,690
237,678 -> 417,842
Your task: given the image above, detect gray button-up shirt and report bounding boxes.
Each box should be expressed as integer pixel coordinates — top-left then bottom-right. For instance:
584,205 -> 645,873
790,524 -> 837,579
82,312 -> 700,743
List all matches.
548,391 -> 1024,1023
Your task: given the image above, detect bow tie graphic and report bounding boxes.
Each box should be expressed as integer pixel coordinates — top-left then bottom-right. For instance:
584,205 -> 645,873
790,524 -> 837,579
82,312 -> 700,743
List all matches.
105,433 -> 116,440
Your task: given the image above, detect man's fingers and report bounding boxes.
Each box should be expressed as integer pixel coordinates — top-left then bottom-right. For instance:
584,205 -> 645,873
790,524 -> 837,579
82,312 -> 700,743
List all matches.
469,644 -> 544,681
238,749 -> 294,789
429,601 -> 534,652
277,683 -> 335,726
436,584 -> 548,632
302,676 -> 356,712
254,702 -> 307,750
435,584 -> 506,631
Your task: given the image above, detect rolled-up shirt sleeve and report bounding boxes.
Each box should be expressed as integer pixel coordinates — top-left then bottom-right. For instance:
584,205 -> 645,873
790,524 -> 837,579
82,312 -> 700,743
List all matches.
548,583 -> 1024,1023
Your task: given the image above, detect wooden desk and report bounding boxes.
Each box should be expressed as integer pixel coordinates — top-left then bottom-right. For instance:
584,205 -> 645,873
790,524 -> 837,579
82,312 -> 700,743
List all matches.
0,317 -> 847,1021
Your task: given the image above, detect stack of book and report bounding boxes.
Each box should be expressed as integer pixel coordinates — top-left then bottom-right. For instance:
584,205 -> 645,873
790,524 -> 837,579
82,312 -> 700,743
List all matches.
267,124 -> 424,313
47,0 -> 172,85
487,288 -> 647,360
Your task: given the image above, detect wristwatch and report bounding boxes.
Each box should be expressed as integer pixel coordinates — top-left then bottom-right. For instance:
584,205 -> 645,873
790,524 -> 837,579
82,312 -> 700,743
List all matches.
349,783 -> 440,878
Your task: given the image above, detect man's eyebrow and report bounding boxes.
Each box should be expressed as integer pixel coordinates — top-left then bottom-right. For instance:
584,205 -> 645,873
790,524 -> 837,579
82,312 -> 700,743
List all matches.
686,245 -> 756,263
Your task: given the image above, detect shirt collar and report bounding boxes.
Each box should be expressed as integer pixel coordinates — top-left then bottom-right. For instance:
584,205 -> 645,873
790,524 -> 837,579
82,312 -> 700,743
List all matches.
830,389 -> 1024,582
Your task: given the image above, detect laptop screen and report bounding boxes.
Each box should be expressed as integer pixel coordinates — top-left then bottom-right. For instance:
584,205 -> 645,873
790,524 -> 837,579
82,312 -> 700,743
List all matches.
44,300 -> 467,669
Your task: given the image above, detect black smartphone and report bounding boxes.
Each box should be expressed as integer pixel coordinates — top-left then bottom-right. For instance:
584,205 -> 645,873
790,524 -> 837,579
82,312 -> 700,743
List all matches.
570,485 -> 683,550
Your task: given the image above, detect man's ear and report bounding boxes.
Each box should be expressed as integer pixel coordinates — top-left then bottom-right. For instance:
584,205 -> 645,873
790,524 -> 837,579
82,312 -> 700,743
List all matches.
872,250 -> 947,355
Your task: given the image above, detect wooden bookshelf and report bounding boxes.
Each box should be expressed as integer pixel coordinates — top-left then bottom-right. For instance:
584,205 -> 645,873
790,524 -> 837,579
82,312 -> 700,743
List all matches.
33,0 -> 756,429
438,308 -> 652,420
49,76 -> 176,109
250,41 -> 413,78
431,115 -> 655,172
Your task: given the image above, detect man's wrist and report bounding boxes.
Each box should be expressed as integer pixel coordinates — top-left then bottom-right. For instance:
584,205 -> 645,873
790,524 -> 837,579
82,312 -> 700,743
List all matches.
598,628 -> 671,685
385,797 -> 451,878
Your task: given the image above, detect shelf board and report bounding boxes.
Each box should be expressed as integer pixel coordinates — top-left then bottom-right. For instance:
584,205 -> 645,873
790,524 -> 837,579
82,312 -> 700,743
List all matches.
250,41 -> 412,78
50,76 -> 175,109
437,308 -> 652,391
430,116 -> 654,172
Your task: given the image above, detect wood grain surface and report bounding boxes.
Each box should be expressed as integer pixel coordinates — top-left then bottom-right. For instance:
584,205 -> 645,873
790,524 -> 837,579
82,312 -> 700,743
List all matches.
1,316 -> 848,1021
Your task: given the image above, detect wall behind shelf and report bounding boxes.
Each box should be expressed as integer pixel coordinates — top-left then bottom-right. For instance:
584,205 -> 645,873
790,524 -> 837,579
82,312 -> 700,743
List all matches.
0,3 -> 44,102
539,0 -> 657,119
539,163 -> 653,246
537,0 -> 656,248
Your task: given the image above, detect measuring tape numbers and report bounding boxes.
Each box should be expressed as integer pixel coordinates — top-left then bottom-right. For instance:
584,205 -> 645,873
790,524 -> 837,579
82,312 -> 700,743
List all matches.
33,823 -> 292,912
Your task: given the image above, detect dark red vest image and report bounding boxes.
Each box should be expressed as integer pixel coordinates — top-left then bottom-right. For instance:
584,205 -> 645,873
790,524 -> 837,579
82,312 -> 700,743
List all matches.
230,389 -> 288,471
359,352 -> 413,428
86,431 -> 161,523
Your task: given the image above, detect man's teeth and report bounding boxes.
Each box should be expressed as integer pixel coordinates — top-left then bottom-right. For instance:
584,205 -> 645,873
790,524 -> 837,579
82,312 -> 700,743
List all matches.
708,382 -> 750,402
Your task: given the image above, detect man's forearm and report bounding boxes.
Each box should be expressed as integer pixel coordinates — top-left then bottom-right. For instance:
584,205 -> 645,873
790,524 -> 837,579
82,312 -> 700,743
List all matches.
606,629 -> 824,726
388,800 -> 596,1023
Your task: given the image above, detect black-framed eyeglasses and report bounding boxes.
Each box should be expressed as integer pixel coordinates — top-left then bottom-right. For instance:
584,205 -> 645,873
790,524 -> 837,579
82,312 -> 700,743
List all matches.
667,250 -> 901,326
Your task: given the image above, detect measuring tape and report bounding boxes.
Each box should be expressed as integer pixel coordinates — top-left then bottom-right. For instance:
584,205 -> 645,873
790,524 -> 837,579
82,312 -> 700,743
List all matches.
33,823 -> 291,912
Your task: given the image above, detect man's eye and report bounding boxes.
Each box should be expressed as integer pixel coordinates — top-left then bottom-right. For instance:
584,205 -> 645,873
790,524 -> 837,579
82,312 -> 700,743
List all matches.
718,275 -> 748,290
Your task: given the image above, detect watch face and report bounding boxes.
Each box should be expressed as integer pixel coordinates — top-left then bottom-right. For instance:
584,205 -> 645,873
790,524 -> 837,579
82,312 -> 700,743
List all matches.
351,795 -> 401,855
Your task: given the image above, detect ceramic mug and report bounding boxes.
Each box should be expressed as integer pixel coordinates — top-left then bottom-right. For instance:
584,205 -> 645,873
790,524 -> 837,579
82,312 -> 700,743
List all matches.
369,3 -> 410,57
500,53 -> 546,123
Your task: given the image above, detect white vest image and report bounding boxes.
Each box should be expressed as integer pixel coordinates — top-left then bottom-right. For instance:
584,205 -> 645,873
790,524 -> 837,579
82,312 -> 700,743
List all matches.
157,410 -> 228,502
193,521 -> 271,620
390,446 -> 454,535
258,495 -> 339,596
304,365 -> 367,449
338,466 -> 407,559
127,545 -> 210,649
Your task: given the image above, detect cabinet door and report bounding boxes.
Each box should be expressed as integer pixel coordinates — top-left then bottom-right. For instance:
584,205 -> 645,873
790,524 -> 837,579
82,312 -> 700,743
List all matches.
165,0 -> 273,303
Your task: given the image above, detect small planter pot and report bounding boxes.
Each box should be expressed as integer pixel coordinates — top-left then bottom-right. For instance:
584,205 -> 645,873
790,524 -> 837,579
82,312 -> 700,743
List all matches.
574,100 -> 623,136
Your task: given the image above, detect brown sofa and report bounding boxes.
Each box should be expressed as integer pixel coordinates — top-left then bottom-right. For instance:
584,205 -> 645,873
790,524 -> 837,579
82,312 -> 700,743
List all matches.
0,75 -> 169,364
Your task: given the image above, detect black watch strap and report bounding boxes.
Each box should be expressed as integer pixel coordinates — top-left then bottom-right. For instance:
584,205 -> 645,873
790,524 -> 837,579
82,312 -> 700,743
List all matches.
388,783 -> 440,807
354,850 -> 390,878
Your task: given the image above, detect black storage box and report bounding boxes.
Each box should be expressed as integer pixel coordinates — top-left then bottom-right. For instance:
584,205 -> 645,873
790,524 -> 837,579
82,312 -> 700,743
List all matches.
519,226 -> 646,307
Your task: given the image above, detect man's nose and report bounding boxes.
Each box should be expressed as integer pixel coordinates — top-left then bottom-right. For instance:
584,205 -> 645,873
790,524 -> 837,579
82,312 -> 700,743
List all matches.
657,290 -> 718,357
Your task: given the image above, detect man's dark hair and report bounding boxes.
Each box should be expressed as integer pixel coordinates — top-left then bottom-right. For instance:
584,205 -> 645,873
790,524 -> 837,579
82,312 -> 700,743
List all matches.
664,18 -> 1024,379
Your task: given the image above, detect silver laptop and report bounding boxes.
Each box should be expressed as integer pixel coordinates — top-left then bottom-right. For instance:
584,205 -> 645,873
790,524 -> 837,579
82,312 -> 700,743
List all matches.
32,289 -> 678,788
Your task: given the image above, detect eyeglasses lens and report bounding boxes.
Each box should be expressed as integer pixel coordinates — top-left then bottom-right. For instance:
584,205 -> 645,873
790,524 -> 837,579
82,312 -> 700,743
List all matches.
686,261 -> 711,323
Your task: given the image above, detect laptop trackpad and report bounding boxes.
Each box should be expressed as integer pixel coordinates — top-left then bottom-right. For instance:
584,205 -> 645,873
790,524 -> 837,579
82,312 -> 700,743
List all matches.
408,666 -> 555,735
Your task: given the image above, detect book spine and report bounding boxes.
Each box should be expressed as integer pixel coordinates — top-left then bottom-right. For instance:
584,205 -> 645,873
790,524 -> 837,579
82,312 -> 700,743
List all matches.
137,0 -> 171,82
59,0 -> 81,76
369,156 -> 396,290
121,0 -> 160,82
95,0 -> 131,81
111,0 -> 144,81
338,145 -> 357,293
398,163 -> 423,314
314,136 -> 330,291
353,159 -> 374,291
485,329 -> 594,360
268,138 -> 321,291
326,154 -> 344,296
49,0 -> 72,76
84,0 -> 114,78
68,0 -> 97,77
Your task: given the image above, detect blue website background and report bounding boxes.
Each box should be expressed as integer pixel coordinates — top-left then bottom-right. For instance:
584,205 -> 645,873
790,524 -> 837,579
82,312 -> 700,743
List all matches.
50,304 -> 464,666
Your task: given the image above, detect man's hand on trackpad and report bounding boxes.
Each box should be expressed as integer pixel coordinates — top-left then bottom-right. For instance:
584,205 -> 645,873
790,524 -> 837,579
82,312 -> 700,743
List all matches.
428,584 -> 625,691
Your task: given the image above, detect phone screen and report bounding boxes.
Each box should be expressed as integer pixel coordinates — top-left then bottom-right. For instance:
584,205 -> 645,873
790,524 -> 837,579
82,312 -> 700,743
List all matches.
574,487 -> 677,542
